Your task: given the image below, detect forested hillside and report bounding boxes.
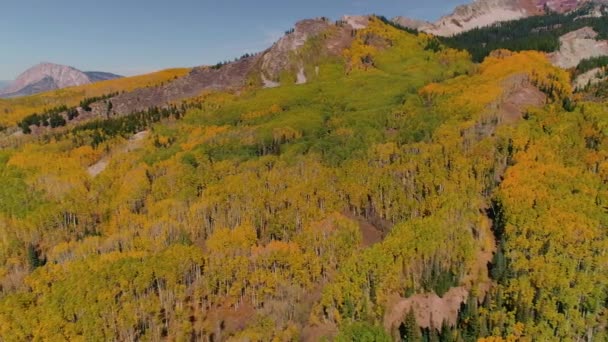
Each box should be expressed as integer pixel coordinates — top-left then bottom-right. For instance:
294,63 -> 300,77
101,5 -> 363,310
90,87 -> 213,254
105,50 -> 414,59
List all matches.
441,4 -> 608,62
0,68 -> 190,129
0,17 -> 607,341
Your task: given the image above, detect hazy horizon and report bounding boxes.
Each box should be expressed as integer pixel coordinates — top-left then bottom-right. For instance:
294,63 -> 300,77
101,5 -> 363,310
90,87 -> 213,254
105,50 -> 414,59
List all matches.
0,0 -> 469,80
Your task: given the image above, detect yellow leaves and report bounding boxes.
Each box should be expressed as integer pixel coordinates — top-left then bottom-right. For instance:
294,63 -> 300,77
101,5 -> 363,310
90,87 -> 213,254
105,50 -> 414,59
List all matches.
6,142 -> 90,202
252,240 -> 296,258
334,127 -> 354,137
599,161 -> 608,181
180,125 -> 230,151
344,41 -> 377,71
2,16 -> 606,340
418,82 -> 445,103
0,68 -> 190,127
241,103 -> 282,121
10,247 -> 202,340
113,163 -> 150,215
437,47 -> 471,67
482,51 -> 571,100
251,240 -> 314,289
206,223 -> 257,255
416,51 -> 573,149
184,90 -> 237,111
343,17 -> 404,71
492,97 -> 608,337
70,145 -> 102,167
272,126 -> 301,143
297,213 -> 361,267
478,334 -> 525,342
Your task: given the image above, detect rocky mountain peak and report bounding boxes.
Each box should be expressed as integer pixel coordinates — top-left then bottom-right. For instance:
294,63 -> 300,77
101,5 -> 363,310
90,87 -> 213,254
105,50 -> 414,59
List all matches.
260,18 -> 334,81
0,63 -> 121,98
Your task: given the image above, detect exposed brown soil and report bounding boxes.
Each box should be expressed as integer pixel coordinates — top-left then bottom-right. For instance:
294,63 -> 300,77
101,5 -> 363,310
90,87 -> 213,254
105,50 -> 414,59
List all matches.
384,214 -> 496,331
498,74 -> 547,124
385,288 -> 468,330
202,302 -> 256,340
301,322 -> 339,342
344,212 -> 384,247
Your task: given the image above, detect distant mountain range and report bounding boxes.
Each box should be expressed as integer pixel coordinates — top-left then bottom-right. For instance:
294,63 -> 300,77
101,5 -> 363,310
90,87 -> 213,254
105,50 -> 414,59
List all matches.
18,4 -> 605,124
2,1 -> 604,100
0,63 -> 122,98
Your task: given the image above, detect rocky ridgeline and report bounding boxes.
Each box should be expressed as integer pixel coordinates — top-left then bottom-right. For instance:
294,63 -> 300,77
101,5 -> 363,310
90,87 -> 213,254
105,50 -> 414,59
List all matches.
83,17 -> 367,120
393,0 -> 603,36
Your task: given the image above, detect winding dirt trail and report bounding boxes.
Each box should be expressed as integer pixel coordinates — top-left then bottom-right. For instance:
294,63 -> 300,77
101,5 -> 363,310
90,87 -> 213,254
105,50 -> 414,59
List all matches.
87,131 -> 148,177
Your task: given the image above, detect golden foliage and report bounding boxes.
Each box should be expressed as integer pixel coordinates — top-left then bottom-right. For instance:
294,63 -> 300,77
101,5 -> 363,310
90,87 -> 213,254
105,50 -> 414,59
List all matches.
0,68 -> 190,126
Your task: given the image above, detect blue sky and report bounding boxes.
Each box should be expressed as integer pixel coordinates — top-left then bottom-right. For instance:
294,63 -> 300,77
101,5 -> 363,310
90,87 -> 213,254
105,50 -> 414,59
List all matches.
0,0 -> 469,80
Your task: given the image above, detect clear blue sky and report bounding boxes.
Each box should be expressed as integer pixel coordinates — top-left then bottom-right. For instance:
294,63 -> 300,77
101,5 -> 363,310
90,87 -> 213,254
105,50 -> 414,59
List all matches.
0,0 -> 469,80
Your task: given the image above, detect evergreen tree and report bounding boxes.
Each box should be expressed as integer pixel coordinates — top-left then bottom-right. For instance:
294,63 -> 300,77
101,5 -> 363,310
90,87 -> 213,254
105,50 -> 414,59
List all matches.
439,320 -> 453,342
26,244 -> 44,270
401,308 -> 422,342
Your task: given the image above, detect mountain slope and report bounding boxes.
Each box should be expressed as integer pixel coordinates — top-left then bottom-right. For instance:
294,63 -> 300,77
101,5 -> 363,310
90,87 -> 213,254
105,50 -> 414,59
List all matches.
0,68 -> 189,128
395,0 -> 601,36
440,4 -> 608,62
3,16 -> 603,342
0,63 -> 122,98
549,26 -> 608,67
6,17 -> 366,134
2,6 -> 608,341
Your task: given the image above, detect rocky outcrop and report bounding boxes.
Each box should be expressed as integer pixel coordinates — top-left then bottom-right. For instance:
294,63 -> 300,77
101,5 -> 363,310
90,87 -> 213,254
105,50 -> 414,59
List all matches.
425,0 -> 528,36
86,18 -> 356,118
549,27 -> 608,68
0,63 -> 121,98
342,15 -> 370,30
574,67 -> 607,88
260,18 -> 334,81
89,55 -> 262,117
391,16 -> 429,30
397,0 -> 598,37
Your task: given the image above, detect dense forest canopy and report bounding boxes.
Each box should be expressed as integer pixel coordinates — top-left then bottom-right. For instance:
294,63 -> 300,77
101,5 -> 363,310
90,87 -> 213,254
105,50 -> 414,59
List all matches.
0,16 -> 607,342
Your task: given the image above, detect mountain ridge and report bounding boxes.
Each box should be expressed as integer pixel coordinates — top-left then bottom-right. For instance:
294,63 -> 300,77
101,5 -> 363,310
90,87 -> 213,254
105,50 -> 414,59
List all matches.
2,5 -> 608,341
4,2 -> 608,134
394,0 -> 606,36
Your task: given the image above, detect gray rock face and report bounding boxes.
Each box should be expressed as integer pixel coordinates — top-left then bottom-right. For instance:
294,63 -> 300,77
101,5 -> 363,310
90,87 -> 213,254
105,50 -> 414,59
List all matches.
549,27 -> 608,68
261,18 -> 334,81
91,55 -> 263,118
391,16 -> 429,30
81,18 -> 356,120
396,0 -> 599,37
0,63 -> 121,98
